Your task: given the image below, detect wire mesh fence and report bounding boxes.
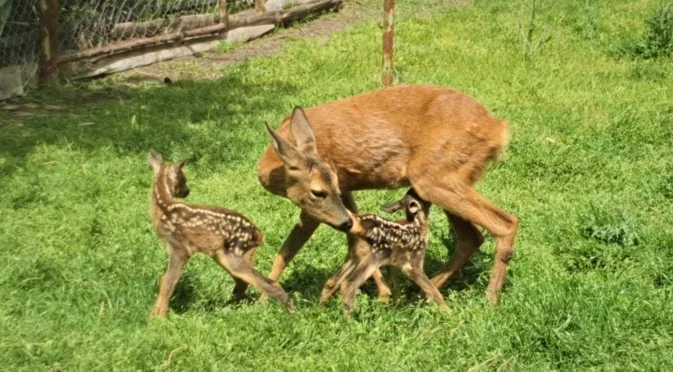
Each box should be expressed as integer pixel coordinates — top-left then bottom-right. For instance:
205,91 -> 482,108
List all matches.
0,0 -> 40,85
59,0 -> 253,54
0,0 -> 342,96
0,0 -> 254,88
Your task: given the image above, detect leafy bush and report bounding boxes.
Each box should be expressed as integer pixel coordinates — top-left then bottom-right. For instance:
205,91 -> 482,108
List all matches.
580,206 -> 640,247
620,2 -> 673,59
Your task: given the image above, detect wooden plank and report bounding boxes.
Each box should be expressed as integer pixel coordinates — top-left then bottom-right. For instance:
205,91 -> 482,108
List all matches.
38,0 -> 60,85
382,0 -> 394,86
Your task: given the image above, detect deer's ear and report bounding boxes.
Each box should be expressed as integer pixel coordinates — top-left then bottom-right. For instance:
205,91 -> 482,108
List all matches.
360,218 -> 377,230
266,123 -> 305,169
147,150 -> 163,174
176,157 -> 191,170
406,200 -> 420,215
289,107 -> 317,155
380,200 -> 402,213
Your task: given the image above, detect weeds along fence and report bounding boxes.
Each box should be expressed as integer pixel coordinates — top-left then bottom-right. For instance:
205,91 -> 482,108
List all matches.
0,0 -> 343,97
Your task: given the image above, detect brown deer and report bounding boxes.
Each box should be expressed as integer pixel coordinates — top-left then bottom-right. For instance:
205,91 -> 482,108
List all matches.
147,150 -> 292,318
319,189 -> 447,313
258,84 -> 519,304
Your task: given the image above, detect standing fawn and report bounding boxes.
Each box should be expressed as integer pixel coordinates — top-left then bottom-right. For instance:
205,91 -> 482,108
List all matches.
147,150 -> 292,318
319,189 -> 447,314
258,85 -> 518,304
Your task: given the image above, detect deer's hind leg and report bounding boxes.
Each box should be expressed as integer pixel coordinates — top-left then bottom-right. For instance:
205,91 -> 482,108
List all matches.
407,254 -> 448,311
215,248 -> 293,311
411,176 -> 518,304
230,246 -> 258,303
151,245 -> 189,319
342,192 -> 392,303
430,212 -> 484,290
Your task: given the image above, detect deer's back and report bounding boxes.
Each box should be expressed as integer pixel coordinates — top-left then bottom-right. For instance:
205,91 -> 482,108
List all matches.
153,203 -> 264,255
258,85 -> 509,192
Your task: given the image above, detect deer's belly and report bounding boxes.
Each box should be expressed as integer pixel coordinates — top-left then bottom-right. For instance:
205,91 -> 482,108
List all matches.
338,165 -> 411,191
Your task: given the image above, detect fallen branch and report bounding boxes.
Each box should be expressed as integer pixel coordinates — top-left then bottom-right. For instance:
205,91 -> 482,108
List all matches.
110,14 -> 220,40
61,24 -> 275,79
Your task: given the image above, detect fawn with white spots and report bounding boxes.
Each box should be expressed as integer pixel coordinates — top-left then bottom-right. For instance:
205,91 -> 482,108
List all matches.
147,150 -> 292,318
319,189 -> 447,314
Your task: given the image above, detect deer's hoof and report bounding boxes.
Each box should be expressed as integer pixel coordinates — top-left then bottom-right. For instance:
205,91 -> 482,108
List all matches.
485,290 -> 500,305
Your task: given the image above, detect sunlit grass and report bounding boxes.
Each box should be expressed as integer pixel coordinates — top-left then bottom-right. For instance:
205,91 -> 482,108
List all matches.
1,0 -> 672,370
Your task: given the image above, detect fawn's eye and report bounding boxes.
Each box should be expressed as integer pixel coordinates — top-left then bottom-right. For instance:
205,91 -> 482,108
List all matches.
311,189 -> 327,199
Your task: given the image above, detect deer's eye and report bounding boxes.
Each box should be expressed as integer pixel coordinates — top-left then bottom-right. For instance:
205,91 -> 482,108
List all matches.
311,189 -> 327,199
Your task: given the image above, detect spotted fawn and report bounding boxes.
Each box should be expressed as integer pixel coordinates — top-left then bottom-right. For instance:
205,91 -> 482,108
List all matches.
319,189 -> 447,314
147,150 -> 292,318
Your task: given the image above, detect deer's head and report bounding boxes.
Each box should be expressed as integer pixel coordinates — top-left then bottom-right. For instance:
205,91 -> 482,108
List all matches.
266,107 -> 353,231
380,189 -> 430,222
148,150 -> 191,199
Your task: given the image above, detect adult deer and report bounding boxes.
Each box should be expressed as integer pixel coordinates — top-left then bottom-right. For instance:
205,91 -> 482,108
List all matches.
258,84 -> 518,304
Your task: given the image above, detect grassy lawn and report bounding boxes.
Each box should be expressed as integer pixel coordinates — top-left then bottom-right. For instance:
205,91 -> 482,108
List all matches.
2,0 -> 673,370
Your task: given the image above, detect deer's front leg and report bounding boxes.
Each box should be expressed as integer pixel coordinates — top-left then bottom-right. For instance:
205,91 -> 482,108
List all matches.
151,246 -> 188,319
260,211 -> 320,301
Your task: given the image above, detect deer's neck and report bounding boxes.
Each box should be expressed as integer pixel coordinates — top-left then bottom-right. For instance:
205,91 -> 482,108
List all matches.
151,172 -> 175,216
409,213 -> 427,230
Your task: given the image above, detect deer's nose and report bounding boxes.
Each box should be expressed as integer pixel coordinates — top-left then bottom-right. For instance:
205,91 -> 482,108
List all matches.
338,218 -> 354,232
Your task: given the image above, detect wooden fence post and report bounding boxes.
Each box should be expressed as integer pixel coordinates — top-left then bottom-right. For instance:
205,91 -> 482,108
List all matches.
255,0 -> 265,12
219,0 -> 229,29
382,0 -> 394,86
38,0 -> 60,85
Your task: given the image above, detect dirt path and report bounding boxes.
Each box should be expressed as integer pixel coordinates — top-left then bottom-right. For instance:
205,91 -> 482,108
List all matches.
112,1 -> 380,85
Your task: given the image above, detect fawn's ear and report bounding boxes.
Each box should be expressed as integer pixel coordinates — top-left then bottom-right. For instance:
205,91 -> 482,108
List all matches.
360,218 -> 377,230
380,200 -> 402,213
176,157 -> 190,170
406,200 -> 420,215
147,150 -> 163,174
266,122 -> 305,169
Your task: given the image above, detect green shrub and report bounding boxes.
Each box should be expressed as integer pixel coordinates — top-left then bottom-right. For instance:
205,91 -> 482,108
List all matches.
620,2 -> 673,59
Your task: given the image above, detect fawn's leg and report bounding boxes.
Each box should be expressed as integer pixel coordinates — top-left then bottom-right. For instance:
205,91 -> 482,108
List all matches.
215,250 -> 293,311
342,255 -> 385,314
412,178 -> 518,304
430,212 -> 484,290
387,266 -> 401,300
342,192 -> 392,302
320,253 -> 356,305
151,246 -> 189,318
407,256 -> 447,310
230,246 -> 258,303
260,211 -> 320,301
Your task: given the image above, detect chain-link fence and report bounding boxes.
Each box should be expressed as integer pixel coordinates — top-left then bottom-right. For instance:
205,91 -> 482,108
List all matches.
0,0 -> 40,87
59,0 -> 253,54
0,0 -> 341,97
0,0 -> 254,91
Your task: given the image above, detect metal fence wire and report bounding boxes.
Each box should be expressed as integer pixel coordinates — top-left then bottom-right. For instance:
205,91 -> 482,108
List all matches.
59,0 -> 253,52
0,0 -> 40,83
0,0 -> 254,85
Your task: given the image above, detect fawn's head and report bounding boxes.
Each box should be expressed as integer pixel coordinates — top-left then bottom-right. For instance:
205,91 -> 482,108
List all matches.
266,107 -> 352,231
380,189 -> 430,222
147,150 -> 191,199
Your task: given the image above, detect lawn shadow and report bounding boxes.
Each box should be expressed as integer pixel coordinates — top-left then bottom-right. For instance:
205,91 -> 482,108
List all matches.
168,272 -> 197,314
281,263 -> 336,302
422,232 -> 489,297
279,228 -> 492,303
0,74 -> 298,179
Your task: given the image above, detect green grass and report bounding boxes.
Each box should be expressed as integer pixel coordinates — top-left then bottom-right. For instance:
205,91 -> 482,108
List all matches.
2,0 -> 673,370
